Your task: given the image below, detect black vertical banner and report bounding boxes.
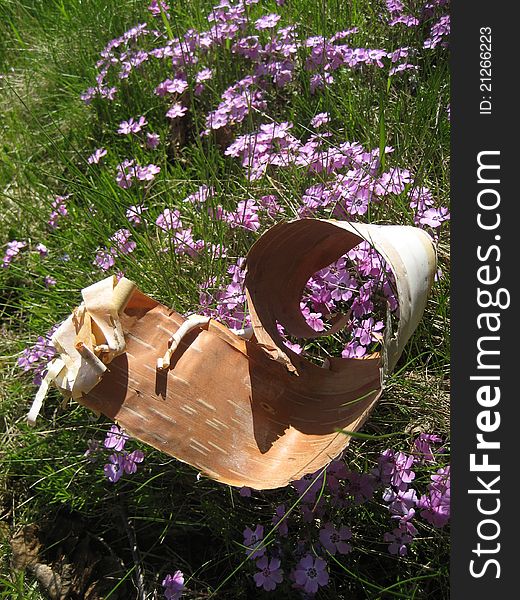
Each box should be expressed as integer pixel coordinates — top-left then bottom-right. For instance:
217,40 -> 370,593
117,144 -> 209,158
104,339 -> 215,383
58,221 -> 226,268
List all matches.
451,1 -> 517,597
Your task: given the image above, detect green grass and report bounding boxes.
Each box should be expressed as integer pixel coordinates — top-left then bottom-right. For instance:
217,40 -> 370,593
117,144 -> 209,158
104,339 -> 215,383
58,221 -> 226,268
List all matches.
1,0 -> 450,597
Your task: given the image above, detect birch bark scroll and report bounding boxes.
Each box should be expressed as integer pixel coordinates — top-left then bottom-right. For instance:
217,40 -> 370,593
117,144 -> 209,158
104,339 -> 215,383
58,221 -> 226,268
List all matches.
29,219 -> 436,490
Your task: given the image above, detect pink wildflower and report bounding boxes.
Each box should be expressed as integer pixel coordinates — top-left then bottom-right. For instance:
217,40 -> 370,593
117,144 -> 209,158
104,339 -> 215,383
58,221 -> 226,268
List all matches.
293,555 -> 329,595
87,147 -> 107,164
253,556 -> 283,592
319,523 -> 352,555
166,103 -> 188,119
310,112 -> 330,127
243,525 -> 265,559
162,570 -> 184,600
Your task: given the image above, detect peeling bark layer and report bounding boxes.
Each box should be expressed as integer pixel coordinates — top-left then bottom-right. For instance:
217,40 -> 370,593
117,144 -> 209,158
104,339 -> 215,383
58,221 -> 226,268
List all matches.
31,219 -> 437,490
